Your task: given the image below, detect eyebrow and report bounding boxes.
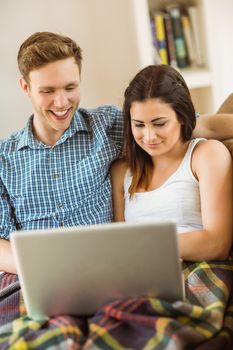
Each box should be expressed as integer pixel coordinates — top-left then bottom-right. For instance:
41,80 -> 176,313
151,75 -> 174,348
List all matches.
39,82 -> 79,90
131,117 -> 166,123
66,82 -> 79,87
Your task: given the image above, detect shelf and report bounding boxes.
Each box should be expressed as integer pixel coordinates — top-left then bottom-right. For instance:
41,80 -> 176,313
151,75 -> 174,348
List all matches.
180,67 -> 212,89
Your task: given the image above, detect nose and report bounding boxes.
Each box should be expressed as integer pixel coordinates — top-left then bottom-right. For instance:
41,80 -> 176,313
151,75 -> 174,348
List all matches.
143,127 -> 157,143
53,90 -> 68,108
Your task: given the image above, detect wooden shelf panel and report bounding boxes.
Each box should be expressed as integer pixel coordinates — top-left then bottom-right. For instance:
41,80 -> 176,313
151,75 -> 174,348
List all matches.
180,67 -> 212,89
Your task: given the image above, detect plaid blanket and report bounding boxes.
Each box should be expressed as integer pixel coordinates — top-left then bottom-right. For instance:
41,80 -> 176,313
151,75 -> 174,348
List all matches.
0,259 -> 232,350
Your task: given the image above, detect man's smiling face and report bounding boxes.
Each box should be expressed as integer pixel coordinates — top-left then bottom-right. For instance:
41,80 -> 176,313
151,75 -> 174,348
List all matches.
20,57 -> 81,144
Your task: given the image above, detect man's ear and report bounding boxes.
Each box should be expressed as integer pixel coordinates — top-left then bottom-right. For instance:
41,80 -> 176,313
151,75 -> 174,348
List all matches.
20,77 -> 30,96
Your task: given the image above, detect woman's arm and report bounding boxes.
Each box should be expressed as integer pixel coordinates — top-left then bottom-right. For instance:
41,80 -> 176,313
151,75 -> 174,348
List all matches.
193,114 -> 233,140
110,160 -> 127,222
179,139 -> 233,261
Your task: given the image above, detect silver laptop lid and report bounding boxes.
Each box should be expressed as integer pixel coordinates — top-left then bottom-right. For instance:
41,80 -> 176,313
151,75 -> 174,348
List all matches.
11,221 -> 184,320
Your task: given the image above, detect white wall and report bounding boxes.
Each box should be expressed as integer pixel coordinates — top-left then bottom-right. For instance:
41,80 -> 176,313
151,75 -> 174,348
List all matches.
202,0 -> 233,111
0,0 -> 150,139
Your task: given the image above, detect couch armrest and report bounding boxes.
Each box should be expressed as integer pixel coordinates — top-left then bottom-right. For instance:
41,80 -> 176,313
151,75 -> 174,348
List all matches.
216,93 -> 233,157
216,93 -> 233,114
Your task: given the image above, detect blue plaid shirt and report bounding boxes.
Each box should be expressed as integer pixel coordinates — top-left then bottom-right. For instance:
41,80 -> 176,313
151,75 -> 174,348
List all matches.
0,105 -> 124,239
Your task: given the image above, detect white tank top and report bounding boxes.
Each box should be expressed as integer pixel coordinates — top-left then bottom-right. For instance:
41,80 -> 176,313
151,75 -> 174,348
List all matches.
124,138 -> 206,233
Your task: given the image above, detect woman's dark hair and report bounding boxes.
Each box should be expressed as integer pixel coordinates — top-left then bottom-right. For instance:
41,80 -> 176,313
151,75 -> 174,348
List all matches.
123,64 -> 196,196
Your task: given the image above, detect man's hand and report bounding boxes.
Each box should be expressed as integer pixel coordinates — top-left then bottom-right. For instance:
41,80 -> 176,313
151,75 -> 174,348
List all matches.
0,238 -> 17,274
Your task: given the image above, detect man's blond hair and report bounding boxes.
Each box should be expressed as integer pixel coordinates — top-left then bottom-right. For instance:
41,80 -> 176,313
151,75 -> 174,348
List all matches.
17,32 -> 82,82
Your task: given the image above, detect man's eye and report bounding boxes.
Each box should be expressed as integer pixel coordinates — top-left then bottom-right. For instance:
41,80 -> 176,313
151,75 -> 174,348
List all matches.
135,124 -> 144,128
66,87 -> 75,91
41,90 -> 52,94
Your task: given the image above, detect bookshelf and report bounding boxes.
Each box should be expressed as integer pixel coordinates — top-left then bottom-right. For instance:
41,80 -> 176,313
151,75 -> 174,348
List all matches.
131,0 -> 233,114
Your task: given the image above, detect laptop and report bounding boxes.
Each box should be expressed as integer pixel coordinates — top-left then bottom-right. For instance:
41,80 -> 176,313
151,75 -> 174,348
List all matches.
11,221 -> 184,320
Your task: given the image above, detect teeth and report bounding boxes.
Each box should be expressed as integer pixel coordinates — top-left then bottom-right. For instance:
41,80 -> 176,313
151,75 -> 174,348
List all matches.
53,110 -> 68,116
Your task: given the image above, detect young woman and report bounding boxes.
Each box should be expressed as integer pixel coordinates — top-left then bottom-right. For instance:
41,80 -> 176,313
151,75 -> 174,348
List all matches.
111,65 -> 233,261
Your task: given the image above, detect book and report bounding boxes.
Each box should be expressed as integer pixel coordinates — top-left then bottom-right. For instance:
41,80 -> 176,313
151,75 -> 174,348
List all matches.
154,12 -> 169,65
150,18 -> 158,50
166,5 -> 189,68
188,6 -> 205,66
181,14 -> 197,66
163,12 -> 177,67
150,18 -> 162,64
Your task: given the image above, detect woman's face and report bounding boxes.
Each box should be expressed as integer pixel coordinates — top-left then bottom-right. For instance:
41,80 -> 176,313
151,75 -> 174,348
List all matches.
130,98 -> 183,158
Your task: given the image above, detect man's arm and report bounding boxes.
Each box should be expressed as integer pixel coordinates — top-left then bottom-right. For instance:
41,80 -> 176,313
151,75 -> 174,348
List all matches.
0,238 -> 16,273
0,176 -> 17,273
193,113 -> 233,140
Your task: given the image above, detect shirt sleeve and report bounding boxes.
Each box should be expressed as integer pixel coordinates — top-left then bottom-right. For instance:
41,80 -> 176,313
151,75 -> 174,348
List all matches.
107,106 -> 124,156
0,177 -> 17,239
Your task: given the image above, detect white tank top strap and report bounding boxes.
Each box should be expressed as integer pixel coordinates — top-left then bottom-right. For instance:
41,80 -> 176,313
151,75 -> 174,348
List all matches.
180,138 -> 206,182
124,169 -> 132,194
183,138 -> 206,163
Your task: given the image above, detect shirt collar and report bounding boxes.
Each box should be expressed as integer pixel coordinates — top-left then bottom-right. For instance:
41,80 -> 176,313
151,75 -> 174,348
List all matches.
17,109 -> 89,150
55,109 -> 89,146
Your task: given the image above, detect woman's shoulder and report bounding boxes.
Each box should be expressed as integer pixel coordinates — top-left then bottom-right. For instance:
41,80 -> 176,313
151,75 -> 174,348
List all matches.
193,138 -> 231,158
110,159 -> 129,193
110,158 -> 128,173
192,138 -> 232,171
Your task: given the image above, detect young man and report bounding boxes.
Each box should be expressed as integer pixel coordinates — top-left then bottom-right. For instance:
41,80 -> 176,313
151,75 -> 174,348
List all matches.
0,32 -> 124,273
0,31 -> 233,274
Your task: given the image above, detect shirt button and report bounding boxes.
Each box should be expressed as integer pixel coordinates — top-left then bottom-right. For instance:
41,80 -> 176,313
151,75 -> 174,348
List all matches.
53,174 -> 60,179
58,203 -> 63,208
60,221 -> 64,227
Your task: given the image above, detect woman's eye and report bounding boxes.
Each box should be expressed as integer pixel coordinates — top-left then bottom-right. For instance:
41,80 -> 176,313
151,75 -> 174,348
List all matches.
135,124 -> 144,128
154,122 -> 166,127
